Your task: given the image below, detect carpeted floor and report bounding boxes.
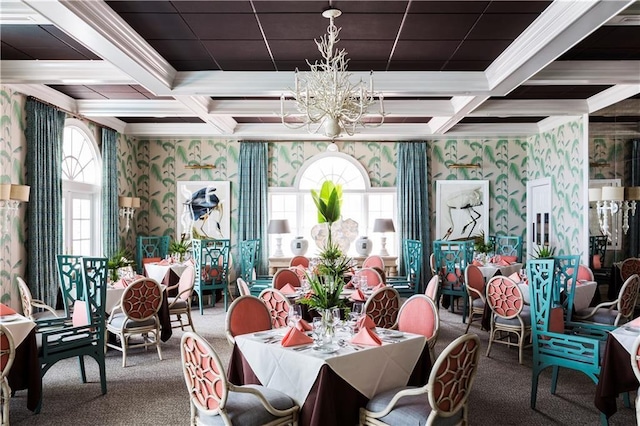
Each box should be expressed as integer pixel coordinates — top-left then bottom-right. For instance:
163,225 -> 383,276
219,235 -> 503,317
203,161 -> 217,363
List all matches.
9,303 -> 637,425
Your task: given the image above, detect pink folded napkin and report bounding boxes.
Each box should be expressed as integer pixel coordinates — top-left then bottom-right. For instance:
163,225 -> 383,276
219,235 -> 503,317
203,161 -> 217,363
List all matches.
626,316 -> 640,327
280,283 -> 298,295
372,283 -> 386,292
496,259 -> 510,266
472,260 -> 484,266
112,279 -> 127,289
356,314 -> 376,330
350,327 -> 382,346
350,289 -> 366,302
344,279 -> 354,289
157,259 -> 171,266
502,256 -> 518,263
281,326 -> 314,347
296,318 -> 312,332
509,272 -> 521,283
0,303 -> 17,316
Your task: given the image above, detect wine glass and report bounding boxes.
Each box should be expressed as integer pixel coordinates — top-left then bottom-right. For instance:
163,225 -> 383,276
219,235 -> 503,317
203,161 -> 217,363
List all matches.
350,302 -> 364,321
288,304 -> 302,328
332,307 -> 342,328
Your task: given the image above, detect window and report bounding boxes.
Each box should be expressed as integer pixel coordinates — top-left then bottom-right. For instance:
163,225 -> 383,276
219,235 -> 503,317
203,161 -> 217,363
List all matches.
269,151 -> 396,256
61,119 -> 102,255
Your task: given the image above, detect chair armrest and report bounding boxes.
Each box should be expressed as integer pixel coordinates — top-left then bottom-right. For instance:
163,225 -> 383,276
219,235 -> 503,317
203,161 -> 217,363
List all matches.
536,330 -> 601,365
573,300 -> 616,320
565,320 -> 614,338
31,299 -> 59,316
361,386 -> 428,419
227,384 -> 299,417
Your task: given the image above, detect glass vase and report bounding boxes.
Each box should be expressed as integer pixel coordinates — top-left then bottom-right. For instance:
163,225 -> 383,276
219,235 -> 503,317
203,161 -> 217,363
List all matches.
320,309 -> 336,346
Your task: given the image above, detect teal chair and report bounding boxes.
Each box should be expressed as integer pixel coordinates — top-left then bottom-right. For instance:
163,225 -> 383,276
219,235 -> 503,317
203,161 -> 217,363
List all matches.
192,239 -> 231,313
432,240 -> 474,323
489,235 -> 523,262
36,256 -> 108,413
57,255 -> 84,317
136,235 -> 170,274
528,258 -> 618,424
238,239 -> 271,297
387,239 -> 422,297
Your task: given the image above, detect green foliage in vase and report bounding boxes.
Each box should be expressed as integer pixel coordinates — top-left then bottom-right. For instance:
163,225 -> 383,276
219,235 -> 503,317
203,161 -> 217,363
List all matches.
299,272 -> 347,311
169,233 -> 192,261
473,232 -> 493,254
532,244 -> 556,259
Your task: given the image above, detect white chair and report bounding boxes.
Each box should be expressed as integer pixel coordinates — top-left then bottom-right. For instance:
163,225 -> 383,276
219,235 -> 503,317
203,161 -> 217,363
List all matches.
364,286 -> 400,328
575,274 -> 640,326
360,333 -> 480,425
464,264 -> 486,333
395,294 -> 439,361
258,288 -> 292,329
16,277 -> 57,320
1,325 -> 15,426
237,277 -> 251,297
167,266 -> 196,331
181,331 -> 299,425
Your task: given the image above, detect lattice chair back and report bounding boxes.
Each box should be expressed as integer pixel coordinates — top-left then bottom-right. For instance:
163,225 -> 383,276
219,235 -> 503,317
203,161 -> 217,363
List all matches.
362,255 -> 384,270
1,324 -> 15,426
258,288 -> 292,329
272,268 -> 301,291
617,274 -> 640,323
404,239 -> 423,293
364,286 -> 400,328
57,254 -> 84,317
621,258 -> 640,281
225,295 -> 272,345
121,278 -> 163,321
236,277 -> 251,297
486,276 -> 525,319
289,255 -> 310,269
239,239 -> 260,282
553,255 -> 581,322
490,235 -> 523,262
192,239 -> 231,313
432,240 -> 474,322
79,257 -> 109,331
136,235 -> 170,274
589,236 -> 608,270
426,333 -> 481,424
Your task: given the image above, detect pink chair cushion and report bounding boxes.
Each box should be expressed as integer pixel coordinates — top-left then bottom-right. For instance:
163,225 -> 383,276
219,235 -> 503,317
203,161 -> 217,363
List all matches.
0,333 -> 10,371
229,298 -> 271,336
592,255 -> 602,270
465,265 -> 485,299
398,298 -> 436,339
273,269 -> 301,290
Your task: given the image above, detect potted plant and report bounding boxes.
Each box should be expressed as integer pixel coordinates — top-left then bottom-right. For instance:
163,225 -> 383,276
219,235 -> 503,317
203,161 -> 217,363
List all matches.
169,233 -> 192,262
533,243 -> 556,259
107,248 -> 135,282
473,233 -> 493,264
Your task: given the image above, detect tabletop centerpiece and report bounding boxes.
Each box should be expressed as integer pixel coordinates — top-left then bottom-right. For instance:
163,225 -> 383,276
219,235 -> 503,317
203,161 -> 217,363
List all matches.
473,232 -> 494,265
107,248 -> 135,283
169,233 -> 192,262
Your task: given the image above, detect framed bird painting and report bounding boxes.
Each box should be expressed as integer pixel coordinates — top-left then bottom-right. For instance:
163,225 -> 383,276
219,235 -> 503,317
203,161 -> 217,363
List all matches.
435,180 -> 489,242
176,180 -> 231,240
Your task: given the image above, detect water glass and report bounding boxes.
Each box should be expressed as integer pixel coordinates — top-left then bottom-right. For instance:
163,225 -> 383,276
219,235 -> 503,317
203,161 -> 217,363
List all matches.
360,276 -> 369,292
332,307 -> 342,328
288,304 -> 302,327
312,317 -> 324,344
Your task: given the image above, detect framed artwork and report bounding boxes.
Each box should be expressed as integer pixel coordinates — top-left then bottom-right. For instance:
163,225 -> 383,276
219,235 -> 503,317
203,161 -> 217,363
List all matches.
588,178 -> 621,250
176,180 -> 231,240
435,180 -> 489,242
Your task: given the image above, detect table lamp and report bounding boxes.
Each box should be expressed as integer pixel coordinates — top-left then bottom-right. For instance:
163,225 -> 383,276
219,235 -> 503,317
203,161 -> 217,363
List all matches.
268,219 -> 291,257
373,218 -> 395,256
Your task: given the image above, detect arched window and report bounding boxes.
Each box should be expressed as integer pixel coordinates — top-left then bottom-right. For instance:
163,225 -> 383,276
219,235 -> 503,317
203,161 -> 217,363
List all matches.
61,119 -> 102,255
269,151 -> 396,257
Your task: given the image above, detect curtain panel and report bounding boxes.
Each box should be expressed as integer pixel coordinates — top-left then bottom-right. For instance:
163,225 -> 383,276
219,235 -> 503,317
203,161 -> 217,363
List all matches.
238,142 -> 269,275
397,141 -> 431,291
102,128 -> 119,258
25,98 -> 66,306
626,139 -> 639,257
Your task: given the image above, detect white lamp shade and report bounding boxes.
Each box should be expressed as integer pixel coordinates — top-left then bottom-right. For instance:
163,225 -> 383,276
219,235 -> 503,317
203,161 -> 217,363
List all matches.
9,184 -> 30,202
131,197 -> 141,208
602,186 -> 624,201
268,219 -> 291,234
119,196 -> 133,208
588,188 -> 602,202
626,186 -> 640,201
0,184 -> 10,200
373,218 -> 395,233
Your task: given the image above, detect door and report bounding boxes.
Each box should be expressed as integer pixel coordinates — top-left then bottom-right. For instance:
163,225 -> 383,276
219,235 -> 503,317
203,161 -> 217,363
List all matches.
527,178 -> 552,258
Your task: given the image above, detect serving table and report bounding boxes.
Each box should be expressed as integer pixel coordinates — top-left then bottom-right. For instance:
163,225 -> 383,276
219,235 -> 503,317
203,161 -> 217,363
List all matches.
2,314 -> 40,411
227,329 -> 431,426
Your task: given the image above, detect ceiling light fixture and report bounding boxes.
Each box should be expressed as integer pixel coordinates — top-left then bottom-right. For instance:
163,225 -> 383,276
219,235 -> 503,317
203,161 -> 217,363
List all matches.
280,7 -> 385,139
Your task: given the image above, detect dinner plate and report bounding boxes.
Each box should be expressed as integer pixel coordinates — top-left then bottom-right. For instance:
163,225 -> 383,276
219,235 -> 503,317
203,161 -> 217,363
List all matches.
382,330 -> 404,338
0,314 -> 21,323
623,325 -> 640,333
312,344 -> 339,354
253,332 -> 275,340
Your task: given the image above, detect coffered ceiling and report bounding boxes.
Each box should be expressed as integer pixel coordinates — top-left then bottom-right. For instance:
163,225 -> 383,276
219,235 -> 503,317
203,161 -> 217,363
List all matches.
1,0 -> 639,140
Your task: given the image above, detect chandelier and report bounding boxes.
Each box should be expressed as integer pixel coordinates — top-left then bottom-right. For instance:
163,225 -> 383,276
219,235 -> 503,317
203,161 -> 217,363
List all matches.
589,186 -> 639,236
280,8 -> 385,139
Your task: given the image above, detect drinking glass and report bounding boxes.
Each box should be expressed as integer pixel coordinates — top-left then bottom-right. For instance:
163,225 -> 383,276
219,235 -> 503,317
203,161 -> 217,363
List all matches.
288,304 -> 302,328
360,276 -> 369,292
312,317 -> 324,344
332,307 -> 342,328
351,302 -> 364,320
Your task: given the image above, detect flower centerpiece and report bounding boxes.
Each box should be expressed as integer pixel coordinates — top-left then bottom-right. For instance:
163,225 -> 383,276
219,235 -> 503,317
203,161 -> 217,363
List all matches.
169,233 -> 192,262
107,248 -> 135,282
473,232 -> 493,264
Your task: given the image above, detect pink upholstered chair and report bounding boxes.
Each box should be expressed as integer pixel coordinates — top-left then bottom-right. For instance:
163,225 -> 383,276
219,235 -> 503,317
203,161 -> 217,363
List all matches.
16,277 -> 58,320
630,334 -> 640,425
106,278 -> 163,367
364,286 -> 400,328
180,332 -> 299,425
258,288 -> 292,329
224,295 -> 272,345
236,277 -> 251,297
575,274 -> 640,326
621,258 -> 640,281
167,266 -> 196,331
464,264 -> 486,333
358,268 -> 384,288
289,256 -> 309,269
1,325 -> 15,426
424,275 -> 439,302
395,295 -> 440,360
360,333 -> 480,425
272,269 -> 301,291
485,276 -> 532,365
577,265 -> 594,281
362,255 -> 385,270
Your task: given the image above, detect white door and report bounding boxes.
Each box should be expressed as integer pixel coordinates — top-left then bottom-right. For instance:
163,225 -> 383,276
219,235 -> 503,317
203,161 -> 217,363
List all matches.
526,178 -> 552,258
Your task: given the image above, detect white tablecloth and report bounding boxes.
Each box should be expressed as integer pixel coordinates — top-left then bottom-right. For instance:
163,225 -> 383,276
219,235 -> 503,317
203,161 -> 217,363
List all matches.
611,317 -> 640,354
144,261 -> 190,284
0,314 -> 36,347
235,329 -> 426,406
478,263 -> 523,281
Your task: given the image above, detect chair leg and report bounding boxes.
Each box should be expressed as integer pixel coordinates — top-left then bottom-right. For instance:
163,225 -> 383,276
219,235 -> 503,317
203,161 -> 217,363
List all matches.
486,324 -> 494,358
550,366 -> 559,394
186,309 -> 196,332
531,368 -> 541,409
78,355 -> 87,383
156,329 -> 163,361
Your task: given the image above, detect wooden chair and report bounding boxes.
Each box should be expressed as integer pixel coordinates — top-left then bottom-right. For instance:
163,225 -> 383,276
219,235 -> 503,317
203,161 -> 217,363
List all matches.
259,288 -> 293,329
167,266 -> 196,331
236,277 -> 251,297
16,277 -> 57,321
225,295 -> 272,345
289,255 -> 309,269
575,274 -> 640,326
136,235 -> 170,274
272,268 -> 301,291
56,254 -> 85,317
0,325 -> 15,426
485,276 -> 532,365
360,333 -> 480,426
239,239 -> 261,283
358,267 -> 384,289
35,256 -> 108,413
395,294 -> 440,361
621,258 -> 640,281
180,331 -> 299,425
192,239 -> 231,313
106,278 -> 164,367
364,286 -> 400,328
362,255 -> 384,270
464,264 -> 486,333
424,275 -> 439,302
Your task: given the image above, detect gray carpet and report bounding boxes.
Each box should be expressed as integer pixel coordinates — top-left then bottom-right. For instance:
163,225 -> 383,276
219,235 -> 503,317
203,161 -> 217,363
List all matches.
9,304 -> 637,425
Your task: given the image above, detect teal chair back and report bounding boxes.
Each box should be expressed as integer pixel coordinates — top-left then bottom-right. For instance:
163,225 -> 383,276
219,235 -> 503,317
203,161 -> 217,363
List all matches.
432,240 -> 474,323
553,255 -> 581,322
57,255 -> 84,317
136,235 -> 170,273
489,235 -> 523,262
239,239 -> 260,282
36,256 -> 108,413
192,239 -> 231,314
386,239 -> 422,297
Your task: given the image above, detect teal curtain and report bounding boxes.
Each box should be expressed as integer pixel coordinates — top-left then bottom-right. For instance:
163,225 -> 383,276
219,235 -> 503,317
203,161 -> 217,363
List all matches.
25,98 -> 66,306
238,142 -> 269,275
102,127 -> 119,258
397,141 -> 430,291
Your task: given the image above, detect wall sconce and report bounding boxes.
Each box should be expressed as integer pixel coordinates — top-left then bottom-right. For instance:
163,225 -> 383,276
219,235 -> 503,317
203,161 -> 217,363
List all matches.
119,195 -> 140,232
373,218 -> 395,256
0,184 -> 30,232
267,219 -> 290,257
589,186 -> 639,236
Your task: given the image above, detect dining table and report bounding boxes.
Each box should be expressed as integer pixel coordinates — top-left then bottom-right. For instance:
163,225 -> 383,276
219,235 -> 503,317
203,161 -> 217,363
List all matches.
227,327 -> 431,426
1,312 -> 41,412
144,259 -> 192,287
477,262 -> 523,281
